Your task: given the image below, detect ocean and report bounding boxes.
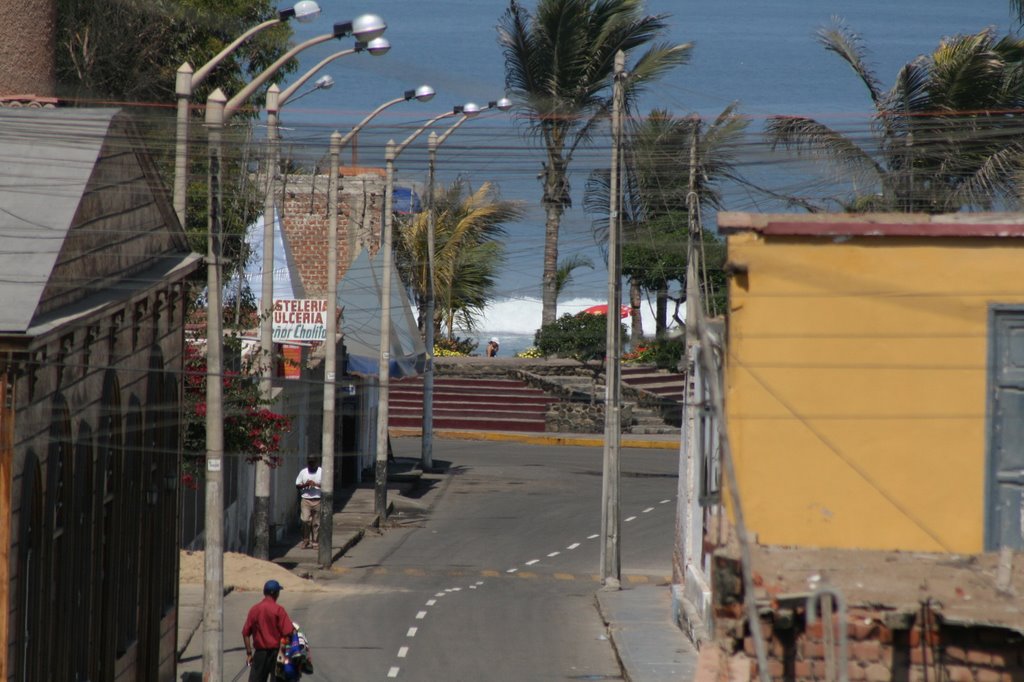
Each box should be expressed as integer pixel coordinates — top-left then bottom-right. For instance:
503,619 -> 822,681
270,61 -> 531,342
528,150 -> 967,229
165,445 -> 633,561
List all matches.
278,0 -> 1014,346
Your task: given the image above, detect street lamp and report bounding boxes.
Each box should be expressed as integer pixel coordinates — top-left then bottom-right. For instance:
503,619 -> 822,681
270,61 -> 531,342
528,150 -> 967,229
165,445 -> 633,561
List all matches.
375,101 -> 482,519
284,73 -> 335,106
420,97 -> 512,471
174,1 -> 323,226
202,15 -> 386,679
319,84 -> 434,567
255,35 -> 390,561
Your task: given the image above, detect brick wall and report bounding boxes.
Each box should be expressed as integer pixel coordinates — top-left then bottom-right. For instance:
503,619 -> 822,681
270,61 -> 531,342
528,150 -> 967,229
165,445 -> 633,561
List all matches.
276,167 -> 386,297
709,606 -> 1024,682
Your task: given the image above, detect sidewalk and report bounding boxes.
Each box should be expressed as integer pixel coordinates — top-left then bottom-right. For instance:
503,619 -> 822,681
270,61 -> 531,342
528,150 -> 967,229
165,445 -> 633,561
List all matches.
177,436 -> 695,682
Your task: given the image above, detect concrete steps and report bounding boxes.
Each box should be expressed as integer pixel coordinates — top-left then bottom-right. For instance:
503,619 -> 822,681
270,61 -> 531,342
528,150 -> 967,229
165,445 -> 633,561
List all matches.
389,376 -> 557,433
388,364 -> 686,436
621,365 -> 686,403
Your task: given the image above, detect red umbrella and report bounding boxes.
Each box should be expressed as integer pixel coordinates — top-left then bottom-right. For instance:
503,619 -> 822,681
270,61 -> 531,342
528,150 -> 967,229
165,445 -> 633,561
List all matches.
582,304 -> 631,319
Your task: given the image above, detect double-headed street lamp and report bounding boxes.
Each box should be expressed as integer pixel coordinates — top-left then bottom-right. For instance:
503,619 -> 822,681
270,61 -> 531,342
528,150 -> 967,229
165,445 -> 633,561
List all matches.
318,84 -> 435,568
201,14 -> 386,680
420,98 -> 512,471
174,0 -> 322,226
256,35 -> 391,561
374,100 -> 513,517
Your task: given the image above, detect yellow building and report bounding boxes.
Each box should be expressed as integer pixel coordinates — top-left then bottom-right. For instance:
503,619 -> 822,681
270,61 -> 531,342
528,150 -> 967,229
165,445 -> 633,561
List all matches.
718,212 -> 1024,554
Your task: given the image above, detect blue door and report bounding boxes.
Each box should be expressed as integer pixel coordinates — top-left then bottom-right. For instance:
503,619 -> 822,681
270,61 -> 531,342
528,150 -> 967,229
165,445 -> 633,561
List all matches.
987,307 -> 1024,550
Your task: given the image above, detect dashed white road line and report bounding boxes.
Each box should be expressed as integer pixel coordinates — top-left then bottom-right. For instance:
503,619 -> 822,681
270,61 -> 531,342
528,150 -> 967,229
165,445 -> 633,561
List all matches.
547,551 -> 560,558
567,542 -> 580,550
406,627 -> 418,638
398,647 -> 409,658
506,568 -> 517,573
642,507 -> 655,513
659,499 -> 671,504
426,599 -> 436,606
388,666 -> 400,678
624,516 -> 637,522
525,559 -> 540,566
587,534 -> 599,539
416,611 -> 427,620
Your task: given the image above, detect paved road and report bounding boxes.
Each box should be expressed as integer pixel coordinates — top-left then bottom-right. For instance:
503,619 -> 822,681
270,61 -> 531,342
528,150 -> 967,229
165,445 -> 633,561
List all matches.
290,439 -> 679,681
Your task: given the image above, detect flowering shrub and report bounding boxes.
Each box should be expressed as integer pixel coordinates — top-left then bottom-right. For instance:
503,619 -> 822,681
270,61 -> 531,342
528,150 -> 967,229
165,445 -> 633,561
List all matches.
622,337 -> 685,370
622,345 -> 654,363
433,336 -> 478,356
515,346 -> 543,358
182,343 -> 292,485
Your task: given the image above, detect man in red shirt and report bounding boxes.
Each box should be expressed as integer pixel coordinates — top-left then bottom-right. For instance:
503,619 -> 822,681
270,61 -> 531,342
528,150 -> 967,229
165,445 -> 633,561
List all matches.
242,579 -> 294,682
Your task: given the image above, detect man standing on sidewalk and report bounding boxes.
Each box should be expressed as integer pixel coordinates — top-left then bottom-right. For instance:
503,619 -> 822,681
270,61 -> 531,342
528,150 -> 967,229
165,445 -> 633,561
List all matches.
295,456 -> 322,549
242,579 -> 293,682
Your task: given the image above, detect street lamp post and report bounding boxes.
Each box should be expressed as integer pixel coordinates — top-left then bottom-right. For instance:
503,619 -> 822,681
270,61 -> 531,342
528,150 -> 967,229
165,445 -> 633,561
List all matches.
420,98 -> 511,471
174,0 -> 322,227
317,85 -> 435,566
375,102 -> 483,519
600,51 -> 627,589
256,36 -> 390,561
202,15 -> 386,679
318,84 -> 434,567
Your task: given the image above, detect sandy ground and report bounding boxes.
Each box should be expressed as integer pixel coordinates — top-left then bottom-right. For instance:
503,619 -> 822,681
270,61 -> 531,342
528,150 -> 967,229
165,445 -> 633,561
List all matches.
178,549 -> 399,599
179,550 -> 325,593
748,545 -> 1024,633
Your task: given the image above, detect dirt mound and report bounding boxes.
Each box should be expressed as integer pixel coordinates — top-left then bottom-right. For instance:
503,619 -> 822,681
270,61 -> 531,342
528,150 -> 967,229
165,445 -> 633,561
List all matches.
179,550 -> 324,593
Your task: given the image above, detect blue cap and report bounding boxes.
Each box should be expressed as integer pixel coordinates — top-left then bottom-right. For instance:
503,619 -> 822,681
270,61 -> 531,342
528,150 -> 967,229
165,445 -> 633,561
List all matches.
264,579 -> 283,593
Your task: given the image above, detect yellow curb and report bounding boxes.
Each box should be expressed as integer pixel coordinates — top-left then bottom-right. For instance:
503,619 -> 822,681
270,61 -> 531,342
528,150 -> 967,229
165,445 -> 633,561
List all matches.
390,428 -> 679,451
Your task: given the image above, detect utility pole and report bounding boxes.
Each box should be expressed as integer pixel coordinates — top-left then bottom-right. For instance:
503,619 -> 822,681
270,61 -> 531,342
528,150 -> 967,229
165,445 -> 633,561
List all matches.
421,132 -> 439,473
254,84 -> 281,561
600,50 -> 626,588
680,117 -> 703,583
376,140 -> 398,520
319,132 -> 341,565
203,88 -> 227,682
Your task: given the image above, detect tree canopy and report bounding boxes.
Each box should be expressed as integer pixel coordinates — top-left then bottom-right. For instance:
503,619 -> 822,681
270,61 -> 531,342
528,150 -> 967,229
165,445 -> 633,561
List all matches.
766,21 -> 1024,213
395,179 -> 523,340
498,0 -> 690,327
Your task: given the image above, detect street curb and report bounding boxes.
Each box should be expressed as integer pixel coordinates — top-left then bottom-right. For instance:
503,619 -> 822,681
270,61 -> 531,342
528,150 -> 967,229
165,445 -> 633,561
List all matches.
390,428 -> 680,451
177,585 -> 234,660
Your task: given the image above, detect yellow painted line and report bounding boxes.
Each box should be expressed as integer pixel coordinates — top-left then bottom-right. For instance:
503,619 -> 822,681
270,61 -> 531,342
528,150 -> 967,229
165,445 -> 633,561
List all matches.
626,575 -> 649,585
404,568 -> 426,576
590,575 -> 602,582
390,428 -> 679,451
372,568 -> 388,575
553,573 -> 576,581
331,567 -> 350,575
481,570 -> 501,577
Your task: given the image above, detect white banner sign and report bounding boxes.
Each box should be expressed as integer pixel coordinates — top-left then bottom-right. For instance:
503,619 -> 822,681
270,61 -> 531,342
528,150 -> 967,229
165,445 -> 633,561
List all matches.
272,299 -> 328,342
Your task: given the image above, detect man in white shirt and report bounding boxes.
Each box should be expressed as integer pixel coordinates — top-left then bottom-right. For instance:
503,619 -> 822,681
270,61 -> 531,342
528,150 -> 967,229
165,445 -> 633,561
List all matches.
295,457 -> 323,549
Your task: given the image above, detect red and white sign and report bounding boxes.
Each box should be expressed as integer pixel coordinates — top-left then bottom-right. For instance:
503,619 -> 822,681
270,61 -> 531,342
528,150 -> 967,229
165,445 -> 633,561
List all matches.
272,299 -> 327,342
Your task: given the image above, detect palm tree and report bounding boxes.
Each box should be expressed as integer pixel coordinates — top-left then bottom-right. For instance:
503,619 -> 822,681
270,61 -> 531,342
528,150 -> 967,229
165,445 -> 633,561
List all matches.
498,0 -> 691,327
585,107 -> 745,339
554,254 -> 595,301
766,21 -> 1024,213
395,180 -> 524,340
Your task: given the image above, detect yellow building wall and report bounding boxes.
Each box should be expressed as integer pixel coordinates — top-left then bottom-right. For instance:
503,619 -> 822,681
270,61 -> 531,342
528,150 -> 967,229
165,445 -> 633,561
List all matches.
725,233 -> 1024,553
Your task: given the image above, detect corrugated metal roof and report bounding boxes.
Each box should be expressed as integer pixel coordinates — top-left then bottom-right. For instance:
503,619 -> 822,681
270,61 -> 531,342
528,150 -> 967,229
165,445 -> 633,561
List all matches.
0,108 -> 120,333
